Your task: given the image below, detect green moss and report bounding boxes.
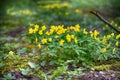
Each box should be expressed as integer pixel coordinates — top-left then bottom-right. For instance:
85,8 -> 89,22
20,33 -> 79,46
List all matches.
93,61 -> 120,70
1,54 -> 39,74
93,64 -> 111,70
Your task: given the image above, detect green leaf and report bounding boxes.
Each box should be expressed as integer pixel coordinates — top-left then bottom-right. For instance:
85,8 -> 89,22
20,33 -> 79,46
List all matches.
40,61 -> 46,66
0,62 -> 4,68
20,68 -> 30,75
49,60 -> 56,65
28,61 -> 37,68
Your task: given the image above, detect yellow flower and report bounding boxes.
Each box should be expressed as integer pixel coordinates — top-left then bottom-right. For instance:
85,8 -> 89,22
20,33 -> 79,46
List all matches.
102,48 -> 106,52
35,37 -> 38,42
29,28 -> 34,34
115,41 -> 119,47
38,44 -> 41,49
33,28 -> 39,33
49,29 -> 54,35
112,48 -> 116,53
54,35 -> 59,39
45,31 -> 49,35
41,25 -> 46,31
39,30 -> 43,35
69,26 -> 74,30
74,24 -> 80,32
74,38 -> 78,44
93,30 -> 99,37
83,28 -> 88,34
89,31 -> 92,34
41,38 -> 47,44
33,24 -> 39,33
107,35 -> 111,39
34,24 -> 39,29
66,34 -> 71,42
89,31 -> 93,37
48,38 -> 52,42
9,51 -> 14,56
75,24 -> 80,29
57,30 -> 63,34
116,34 -> 120,39
71,35 -> 75,39
111,33 -> 114,37
102,39 -> 107,44
59,39 -> 64,46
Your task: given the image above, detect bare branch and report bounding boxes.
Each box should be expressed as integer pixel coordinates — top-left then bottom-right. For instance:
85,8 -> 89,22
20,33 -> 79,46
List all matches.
90,11 -> 120,33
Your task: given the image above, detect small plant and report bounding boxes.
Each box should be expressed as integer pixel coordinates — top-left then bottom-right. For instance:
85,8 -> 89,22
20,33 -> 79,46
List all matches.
28,24 -> 119,67
1,73 -> 15,80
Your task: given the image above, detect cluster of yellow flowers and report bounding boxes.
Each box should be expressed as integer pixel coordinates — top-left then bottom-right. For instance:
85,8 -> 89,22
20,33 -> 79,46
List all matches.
66,34 -> 78,43
67,24 -> 80,32
89,30 -> 100,41
28,24 -> 80,45
38,3 -> 70,9
29,24 -> 80,35
29,24 -> 39,34
6,8 -> 34,16
28,24 -> 119,53
101,33 -> 120,53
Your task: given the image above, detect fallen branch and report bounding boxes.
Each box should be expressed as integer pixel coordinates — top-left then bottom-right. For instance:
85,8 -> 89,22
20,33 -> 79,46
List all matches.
90,11 -> 120,33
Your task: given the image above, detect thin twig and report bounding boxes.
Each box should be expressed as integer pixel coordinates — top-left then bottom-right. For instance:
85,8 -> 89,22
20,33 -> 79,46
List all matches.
90,11 -> 120,33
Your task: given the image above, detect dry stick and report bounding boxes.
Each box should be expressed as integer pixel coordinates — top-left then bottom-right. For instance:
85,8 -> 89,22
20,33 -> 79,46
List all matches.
90,11 -> 120,33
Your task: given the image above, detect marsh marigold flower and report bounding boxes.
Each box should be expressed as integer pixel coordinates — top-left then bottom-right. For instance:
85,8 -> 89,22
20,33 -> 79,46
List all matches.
59,39 -> 64,46
89,31 -> 93,37
33,24 -> 39,33
102,39 -> 107,44
93,30 -> 99,37
107,35 -> 111,39
116,34 -> 120,39
71,35 -> 75,39
66,34 -> 71,42
34,24 -> 39,29
111,33 -> 114,37
74,24 -> 80,32
102,48 -> 106,52
9,51 -> 14,56
48,38 -> 52,42
45,31 -> 50,35
39,30 -> 43,35
83,28 -> 88,34
115,41 -> 119,47
41,25 -> 46,31
41,38 -> 47,44
29,28 -> 34,34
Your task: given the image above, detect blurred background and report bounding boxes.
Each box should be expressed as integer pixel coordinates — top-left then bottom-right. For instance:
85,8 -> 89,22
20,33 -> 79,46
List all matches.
0,0 -> 120,37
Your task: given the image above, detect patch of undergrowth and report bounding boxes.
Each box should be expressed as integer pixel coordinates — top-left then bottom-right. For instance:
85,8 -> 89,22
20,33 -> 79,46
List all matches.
26,24 -> 120,79
0,53 -> 39,74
